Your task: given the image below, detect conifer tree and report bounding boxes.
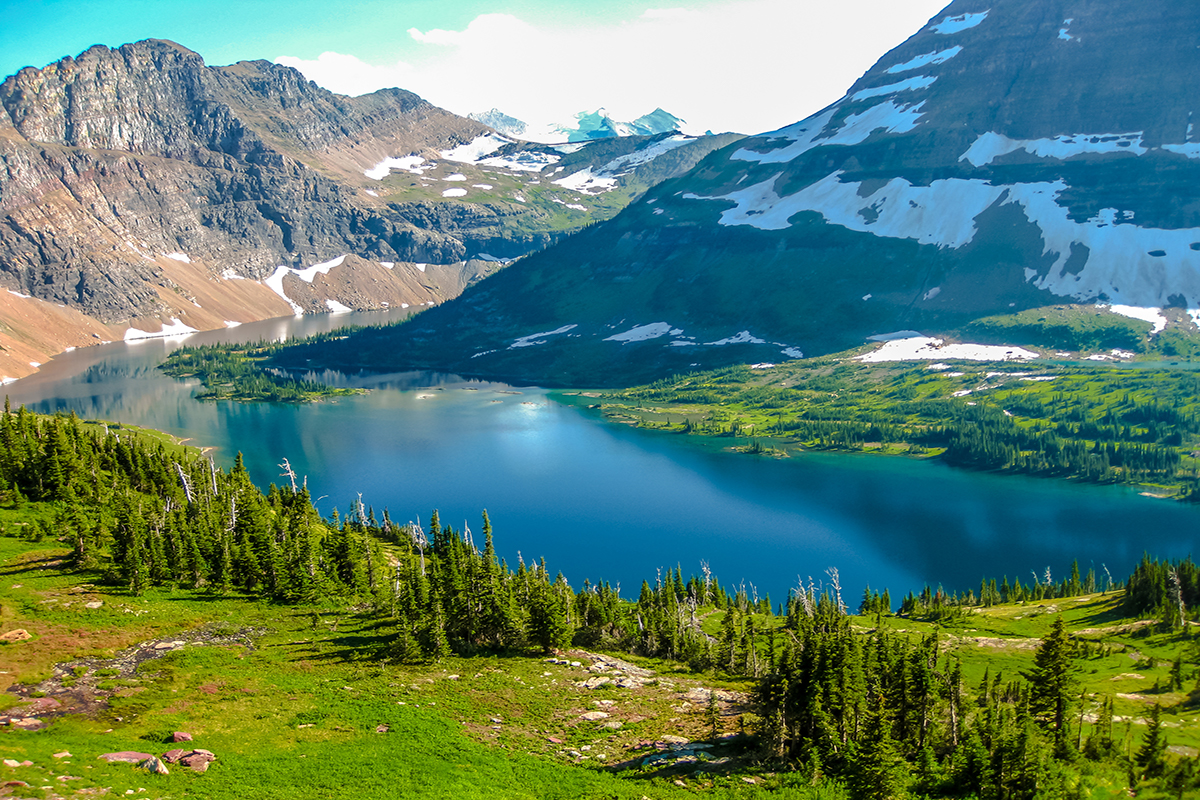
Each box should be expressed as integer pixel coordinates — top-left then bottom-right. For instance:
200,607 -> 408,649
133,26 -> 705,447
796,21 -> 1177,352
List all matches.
1135,703 -> 1168,780
1025,615 -> 1077,754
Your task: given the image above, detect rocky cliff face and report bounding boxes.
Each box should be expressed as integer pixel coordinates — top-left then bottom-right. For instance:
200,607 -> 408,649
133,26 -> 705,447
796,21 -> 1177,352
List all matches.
0,39 -> 740,380
306,0 -> 1200,385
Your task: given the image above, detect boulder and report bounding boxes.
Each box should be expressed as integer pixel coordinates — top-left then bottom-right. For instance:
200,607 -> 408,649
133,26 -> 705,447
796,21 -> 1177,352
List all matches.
180,749 -> 217,773
171,731 -> 193,743
0,630 -> 30,642
579,711 -> 609,721
139,756 -> 170,775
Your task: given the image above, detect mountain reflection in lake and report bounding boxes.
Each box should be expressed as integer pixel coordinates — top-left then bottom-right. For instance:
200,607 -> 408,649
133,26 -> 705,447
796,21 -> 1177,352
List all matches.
6,311 -> 1195,602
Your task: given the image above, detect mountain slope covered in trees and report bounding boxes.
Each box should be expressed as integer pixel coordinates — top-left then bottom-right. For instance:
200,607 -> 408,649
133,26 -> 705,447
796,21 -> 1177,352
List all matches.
0,407 -> 1197,798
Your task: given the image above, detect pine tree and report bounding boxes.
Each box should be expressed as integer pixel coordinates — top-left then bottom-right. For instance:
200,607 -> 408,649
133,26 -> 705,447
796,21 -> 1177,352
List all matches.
1025,615 -> 1076,754
1135,703 -> 1168,780
850,693 -> 909,800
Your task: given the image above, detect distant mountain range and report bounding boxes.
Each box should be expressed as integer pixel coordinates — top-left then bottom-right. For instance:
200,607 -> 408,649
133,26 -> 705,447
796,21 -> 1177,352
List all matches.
0,40 -> 736,379
299,0 -> 1200,385
470,107 -> 707,143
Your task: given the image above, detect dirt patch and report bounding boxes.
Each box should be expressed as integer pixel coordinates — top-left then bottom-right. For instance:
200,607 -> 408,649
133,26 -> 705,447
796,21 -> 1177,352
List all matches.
2,624 -> 267,729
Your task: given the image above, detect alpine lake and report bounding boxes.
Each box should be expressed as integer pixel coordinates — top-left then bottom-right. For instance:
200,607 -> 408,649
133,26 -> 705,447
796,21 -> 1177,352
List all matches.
6,310 -> 1196,603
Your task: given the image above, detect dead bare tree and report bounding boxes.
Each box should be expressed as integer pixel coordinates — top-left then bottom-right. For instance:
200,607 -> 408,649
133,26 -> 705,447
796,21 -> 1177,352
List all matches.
409,517 -> 428,576
279,458 -> 298,493
1168,566 -> 1186,628
826,567 -> 846,615
174,463 -> 193,504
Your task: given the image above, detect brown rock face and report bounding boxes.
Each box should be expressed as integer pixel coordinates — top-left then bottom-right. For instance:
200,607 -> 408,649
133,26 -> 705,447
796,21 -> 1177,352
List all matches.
0,39 -> 519,376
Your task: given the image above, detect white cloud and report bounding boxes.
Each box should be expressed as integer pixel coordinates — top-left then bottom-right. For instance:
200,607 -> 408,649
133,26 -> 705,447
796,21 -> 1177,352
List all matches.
276,51 -> 416,98
276,0 -> 948,136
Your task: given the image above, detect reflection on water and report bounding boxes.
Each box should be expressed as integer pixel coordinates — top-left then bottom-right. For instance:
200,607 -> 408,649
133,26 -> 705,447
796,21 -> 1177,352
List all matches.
5,311 -> 1196,601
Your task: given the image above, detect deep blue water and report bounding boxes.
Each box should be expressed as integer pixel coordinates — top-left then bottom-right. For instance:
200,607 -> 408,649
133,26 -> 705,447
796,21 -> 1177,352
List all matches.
6,311 -> 1196,603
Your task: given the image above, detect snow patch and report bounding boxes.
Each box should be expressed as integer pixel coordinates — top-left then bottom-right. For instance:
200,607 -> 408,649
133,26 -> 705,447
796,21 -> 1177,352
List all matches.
705,331 -> 766,345
163,252 -> 191,263
886,46 -> 963,74
604,322 -> 678,343
510,324 -> 578,348
479,151 -> 561,172
553,167 -> 618,194
781,347 -> 804,358
594,135 -> 693,175
7,290 -> 31,299
960,131 -> 1147,167
1099,304 -> 1167,334
731,101 -> 926,164
440,133 -> 510,163
443,173 -> 467,182
124,318 -> 198,341
365,155 -> 432,180
325,299 -> 353,313
850,75 -> 937,102
930,10 -> 989,34
694,169 -> 1200,307
220,268 -> 245,280
263,256 -> 348,315
1161,143 -> 1200,159
225,320 -> 241,328
28,361 -> 40,368
442,188 -> 468,197
413,263 -> 427,273
472,184 -> 494,189
365,189 -> 378,197
380,262 -> 394,269
859,336 -> 1037,363
1058,19 -> 1075,40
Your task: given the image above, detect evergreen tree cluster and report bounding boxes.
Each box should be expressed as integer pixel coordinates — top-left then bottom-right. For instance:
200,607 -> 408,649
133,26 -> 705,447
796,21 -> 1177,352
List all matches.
1123,554 -> 1199,627
5,404 -> 1197,797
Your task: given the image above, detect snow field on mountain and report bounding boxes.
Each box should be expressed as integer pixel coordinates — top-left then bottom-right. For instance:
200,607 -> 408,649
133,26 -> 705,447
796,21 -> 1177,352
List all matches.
124,318 -> 199,341
960,131 -> 1147,167
731,100 -> 927,165
439,133 -> 510,162
604,323 -> 681,343
553,168 -> 617,193
1100,304 -> 1168,333
850,74 -> 938,102
264,256 -> 349,315
859,336 -> 1037,362
885,46 -> 963,74
694,170 -> 1200,308
364,156 -> 431,180
929,11 -> 989,34
509,324 -> 578,348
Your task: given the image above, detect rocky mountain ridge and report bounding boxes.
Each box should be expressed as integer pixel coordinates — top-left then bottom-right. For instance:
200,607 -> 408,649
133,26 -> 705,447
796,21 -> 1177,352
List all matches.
297,0 -> 1200,385
0,39 -> 734,380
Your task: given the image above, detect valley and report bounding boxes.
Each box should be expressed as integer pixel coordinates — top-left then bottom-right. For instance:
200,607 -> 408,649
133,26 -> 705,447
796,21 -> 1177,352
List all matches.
0,407 -> 1196,799
3,0 -> 1200,796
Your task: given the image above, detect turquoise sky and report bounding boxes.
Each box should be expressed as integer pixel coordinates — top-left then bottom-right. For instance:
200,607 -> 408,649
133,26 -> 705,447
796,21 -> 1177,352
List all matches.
1,0 -> 727,78
2,0 -> 950,135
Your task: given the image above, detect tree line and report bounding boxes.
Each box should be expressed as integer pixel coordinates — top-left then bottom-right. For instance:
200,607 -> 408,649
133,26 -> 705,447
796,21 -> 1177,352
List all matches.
4,404 -> 1197,798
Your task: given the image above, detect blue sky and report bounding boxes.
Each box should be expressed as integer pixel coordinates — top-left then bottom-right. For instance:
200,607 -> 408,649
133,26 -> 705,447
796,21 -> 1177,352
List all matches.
2,0 -> 949,134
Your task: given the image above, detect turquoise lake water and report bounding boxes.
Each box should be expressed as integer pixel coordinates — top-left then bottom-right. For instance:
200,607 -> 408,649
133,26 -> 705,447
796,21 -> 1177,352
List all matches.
6,311 -> 1195,603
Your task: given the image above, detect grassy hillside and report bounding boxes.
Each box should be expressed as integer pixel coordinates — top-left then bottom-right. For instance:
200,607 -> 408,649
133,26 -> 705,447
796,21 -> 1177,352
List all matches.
581,357 -> 1200,499
0,408 -> 1196,798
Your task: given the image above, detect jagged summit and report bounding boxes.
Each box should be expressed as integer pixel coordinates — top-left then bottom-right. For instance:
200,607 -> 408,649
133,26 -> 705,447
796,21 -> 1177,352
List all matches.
307,0 -> 1200,385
